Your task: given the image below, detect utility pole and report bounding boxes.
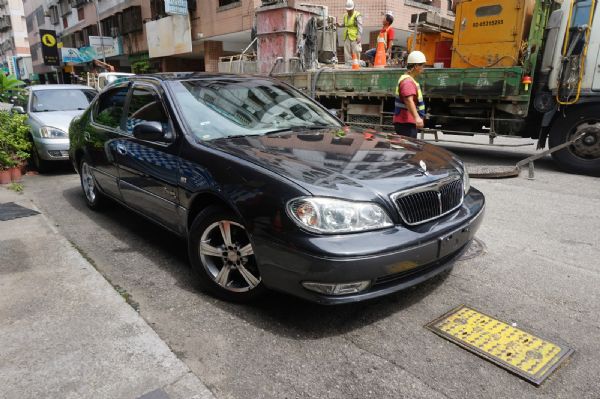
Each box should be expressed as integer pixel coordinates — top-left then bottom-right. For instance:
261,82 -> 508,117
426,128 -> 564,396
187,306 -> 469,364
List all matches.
93,0 -> 107,64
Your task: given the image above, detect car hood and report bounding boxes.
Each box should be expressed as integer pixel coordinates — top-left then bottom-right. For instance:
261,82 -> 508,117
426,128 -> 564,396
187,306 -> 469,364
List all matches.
29,110 -> 84,133
208,127 -> 465,201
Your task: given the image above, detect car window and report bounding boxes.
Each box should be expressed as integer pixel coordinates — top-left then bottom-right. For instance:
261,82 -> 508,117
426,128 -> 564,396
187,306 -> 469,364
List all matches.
31,89 -> 96,112
169,79 -> 341,141
126,86 -> 170,136
94,86 -> 128,129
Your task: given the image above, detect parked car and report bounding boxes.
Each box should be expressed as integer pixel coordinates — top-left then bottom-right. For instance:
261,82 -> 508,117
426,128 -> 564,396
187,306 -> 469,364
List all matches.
69,74 -> 485,304
14,84 -> 97,171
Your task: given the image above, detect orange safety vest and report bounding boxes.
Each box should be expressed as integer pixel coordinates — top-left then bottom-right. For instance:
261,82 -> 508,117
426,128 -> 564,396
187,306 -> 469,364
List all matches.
379,26 -> 392,49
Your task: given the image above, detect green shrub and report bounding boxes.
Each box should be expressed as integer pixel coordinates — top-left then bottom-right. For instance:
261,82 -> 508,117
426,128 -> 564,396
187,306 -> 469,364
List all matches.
0,74 -> 25,103
0,111 -> 31,170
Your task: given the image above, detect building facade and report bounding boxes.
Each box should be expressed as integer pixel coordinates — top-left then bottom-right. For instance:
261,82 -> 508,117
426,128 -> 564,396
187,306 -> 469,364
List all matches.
22,0 -> 453,79
0,0 -> 32,79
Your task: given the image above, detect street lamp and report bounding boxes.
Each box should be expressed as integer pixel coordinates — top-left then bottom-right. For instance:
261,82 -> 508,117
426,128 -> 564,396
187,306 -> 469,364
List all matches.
92,0 -> 106,64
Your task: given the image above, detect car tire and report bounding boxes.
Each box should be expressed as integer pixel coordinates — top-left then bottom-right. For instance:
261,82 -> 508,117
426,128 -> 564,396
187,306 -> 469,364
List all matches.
188,206 -> 266,302
549,105 -> 600,177
31,142 -> 49,173
79,158 -> 105,210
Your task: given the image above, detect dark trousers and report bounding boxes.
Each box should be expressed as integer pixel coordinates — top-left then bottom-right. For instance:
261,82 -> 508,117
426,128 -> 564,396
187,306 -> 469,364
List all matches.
394,123 -> 418,138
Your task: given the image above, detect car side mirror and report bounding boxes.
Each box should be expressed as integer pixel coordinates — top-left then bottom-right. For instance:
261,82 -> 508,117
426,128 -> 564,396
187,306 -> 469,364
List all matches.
11,106 -> 25,114
132,121 -> 168,142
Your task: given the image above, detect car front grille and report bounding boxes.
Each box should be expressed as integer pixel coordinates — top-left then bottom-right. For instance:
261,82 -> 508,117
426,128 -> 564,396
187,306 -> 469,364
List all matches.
392,177 -> 464,225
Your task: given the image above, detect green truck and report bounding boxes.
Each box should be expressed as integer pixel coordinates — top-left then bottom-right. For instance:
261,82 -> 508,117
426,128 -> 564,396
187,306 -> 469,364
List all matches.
275,0 -> 600,176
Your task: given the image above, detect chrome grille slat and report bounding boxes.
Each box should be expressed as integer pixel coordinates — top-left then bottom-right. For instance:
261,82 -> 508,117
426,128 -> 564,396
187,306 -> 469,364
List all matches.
391,177 -> 464,225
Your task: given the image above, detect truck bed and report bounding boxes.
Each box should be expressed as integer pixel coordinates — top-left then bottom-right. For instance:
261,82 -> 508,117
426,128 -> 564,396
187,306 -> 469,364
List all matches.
275,66 -> 527,102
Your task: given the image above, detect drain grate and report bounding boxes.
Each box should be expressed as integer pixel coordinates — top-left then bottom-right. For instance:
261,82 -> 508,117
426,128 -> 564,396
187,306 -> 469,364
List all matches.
0,202 -> 40,221
457,237 -> 486,261
426,305 -> 574,386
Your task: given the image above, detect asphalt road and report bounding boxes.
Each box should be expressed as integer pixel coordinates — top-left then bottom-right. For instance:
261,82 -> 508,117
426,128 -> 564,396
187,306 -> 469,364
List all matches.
22,137 -> 600,399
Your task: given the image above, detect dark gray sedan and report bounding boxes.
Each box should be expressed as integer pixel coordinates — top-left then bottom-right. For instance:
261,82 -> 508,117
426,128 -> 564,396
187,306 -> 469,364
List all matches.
69,73 -> 484,304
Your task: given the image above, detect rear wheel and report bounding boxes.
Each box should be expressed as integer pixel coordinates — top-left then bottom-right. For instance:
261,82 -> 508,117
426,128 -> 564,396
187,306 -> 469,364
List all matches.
188,206 -> 265,302
79,159 -> 105,210
549,105 -> 600,177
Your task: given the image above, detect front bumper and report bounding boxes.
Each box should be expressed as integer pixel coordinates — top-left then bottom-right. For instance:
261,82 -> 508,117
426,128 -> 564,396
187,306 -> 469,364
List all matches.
255,188 -> 485,304
34,137 -> 70,161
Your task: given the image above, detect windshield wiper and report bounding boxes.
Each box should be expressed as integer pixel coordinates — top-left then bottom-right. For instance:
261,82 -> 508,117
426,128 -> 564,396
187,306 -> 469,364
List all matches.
264,125 -> 332,135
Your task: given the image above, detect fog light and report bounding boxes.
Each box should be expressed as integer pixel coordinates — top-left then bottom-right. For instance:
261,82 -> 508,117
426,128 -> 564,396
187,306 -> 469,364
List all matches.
302,280 -> 371,296
48,150 -> 62,157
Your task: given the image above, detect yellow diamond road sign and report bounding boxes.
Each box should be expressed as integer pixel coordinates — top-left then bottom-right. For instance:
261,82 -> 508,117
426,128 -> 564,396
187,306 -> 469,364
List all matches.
42,33 -> 56,47
426,305 -> 573,385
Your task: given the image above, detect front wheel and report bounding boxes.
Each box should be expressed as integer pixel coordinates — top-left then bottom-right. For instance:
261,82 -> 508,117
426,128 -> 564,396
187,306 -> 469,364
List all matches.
31,142 -> 49,173
188,206 -> 265,302
549,105 -> 600,177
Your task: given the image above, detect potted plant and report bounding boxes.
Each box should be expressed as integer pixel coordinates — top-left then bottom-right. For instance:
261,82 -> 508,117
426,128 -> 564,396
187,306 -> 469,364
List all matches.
0,111 -> 30,184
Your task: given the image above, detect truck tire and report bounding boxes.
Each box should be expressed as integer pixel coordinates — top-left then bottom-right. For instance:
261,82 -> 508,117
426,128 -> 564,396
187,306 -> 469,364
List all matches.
548,105 -> 600,177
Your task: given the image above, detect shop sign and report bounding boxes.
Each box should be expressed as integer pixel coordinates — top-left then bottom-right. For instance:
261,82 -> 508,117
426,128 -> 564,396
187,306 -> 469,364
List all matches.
40,29 -> 60,66
165,0 -> 188,16
61,48 -> 85,63
146,15 -> 192,58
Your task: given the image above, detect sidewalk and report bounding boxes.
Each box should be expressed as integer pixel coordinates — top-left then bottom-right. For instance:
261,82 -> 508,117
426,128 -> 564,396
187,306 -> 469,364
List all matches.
0,186 -> 215,399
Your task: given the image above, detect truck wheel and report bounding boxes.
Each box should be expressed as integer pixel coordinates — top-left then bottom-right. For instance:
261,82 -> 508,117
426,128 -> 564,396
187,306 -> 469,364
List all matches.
549,105 -> 600,177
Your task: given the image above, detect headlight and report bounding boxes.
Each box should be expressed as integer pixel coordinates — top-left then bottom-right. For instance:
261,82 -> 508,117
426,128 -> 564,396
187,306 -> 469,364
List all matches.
463,168 -> 470,194
40,126 -> 68,138
287,197 -> 393,234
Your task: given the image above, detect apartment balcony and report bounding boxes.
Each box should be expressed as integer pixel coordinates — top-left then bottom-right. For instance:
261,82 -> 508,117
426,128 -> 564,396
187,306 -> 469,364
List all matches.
71,0 -> 89,8
0,15 -> 11,31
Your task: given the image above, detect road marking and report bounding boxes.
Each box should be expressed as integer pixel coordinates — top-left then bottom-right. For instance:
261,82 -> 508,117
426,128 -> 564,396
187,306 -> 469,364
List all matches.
426,305 -> 573,385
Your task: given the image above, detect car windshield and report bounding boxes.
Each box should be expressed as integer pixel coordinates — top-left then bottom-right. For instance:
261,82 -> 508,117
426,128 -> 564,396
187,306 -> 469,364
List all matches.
31,89 -> 96,112
169,78 -> 341,141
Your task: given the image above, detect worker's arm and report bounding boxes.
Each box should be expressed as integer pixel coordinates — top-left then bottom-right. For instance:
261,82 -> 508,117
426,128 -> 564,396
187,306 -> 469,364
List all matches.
356,15 -> 363,43
404,95 -> 424,128
387,39 -> 394,58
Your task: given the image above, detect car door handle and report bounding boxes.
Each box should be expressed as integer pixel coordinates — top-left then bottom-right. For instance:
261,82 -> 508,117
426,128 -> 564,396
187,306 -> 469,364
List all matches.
116,144 -> 127,155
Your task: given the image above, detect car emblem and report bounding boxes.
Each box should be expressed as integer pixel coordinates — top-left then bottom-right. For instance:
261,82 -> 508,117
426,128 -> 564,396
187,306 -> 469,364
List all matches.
419,160 -> 430,176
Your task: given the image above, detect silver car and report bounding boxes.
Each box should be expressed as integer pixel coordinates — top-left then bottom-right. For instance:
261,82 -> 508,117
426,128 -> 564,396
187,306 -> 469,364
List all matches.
15,85 -> 97,171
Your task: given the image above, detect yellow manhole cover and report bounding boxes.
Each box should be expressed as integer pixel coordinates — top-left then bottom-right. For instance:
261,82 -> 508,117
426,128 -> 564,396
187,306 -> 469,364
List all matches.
426,305 -> 573,385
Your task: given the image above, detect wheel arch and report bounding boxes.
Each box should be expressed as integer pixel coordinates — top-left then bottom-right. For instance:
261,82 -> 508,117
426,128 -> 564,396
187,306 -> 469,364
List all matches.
186,191 -> 245,233
73,148 -> 85,173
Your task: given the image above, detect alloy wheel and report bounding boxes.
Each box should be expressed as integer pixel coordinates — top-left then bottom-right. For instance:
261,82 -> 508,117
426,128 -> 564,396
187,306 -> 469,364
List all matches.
198,220 -> 260,292
81,162 -> 96,203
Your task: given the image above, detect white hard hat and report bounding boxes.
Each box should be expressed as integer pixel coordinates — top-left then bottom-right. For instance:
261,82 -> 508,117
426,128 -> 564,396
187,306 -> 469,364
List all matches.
384,10 -> 393,17
407,50 -> 427,64
345,0 -> 355,10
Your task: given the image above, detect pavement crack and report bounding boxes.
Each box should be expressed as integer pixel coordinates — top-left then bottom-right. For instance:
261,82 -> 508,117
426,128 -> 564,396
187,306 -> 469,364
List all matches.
341,333 -> 452,399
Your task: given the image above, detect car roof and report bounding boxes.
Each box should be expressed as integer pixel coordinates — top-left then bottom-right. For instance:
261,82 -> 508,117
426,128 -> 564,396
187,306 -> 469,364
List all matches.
131,72 -> 260,82
29,84 -> 95,91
